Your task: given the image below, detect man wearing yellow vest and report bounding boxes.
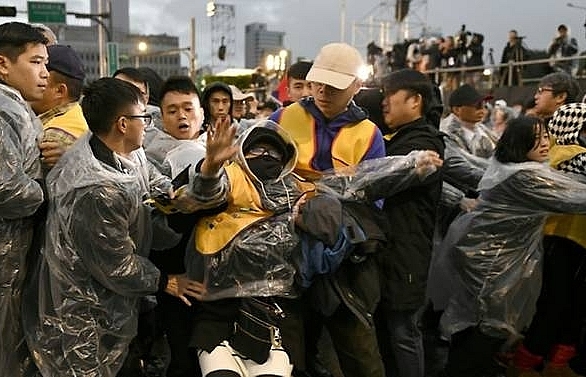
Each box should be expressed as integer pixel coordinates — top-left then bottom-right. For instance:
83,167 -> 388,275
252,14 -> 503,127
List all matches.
31,44 -> 88,169
270,42 -> 387,377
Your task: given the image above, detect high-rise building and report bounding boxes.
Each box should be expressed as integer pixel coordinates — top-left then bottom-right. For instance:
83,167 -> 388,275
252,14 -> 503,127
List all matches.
47,0 -> 181,81
244,23 -> 285,69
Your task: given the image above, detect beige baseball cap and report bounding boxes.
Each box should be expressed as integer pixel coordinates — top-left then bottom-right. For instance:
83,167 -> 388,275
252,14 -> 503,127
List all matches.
306,42 -> 364,90
229,85 -> 255,102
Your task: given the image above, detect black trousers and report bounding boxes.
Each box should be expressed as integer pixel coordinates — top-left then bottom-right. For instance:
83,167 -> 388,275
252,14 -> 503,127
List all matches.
523,236 -> 586,356
443,326 -> 503,377
157,292 -> 201,377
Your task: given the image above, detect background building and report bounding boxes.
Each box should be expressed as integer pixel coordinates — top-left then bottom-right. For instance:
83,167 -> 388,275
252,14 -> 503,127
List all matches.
244,22 -> 285,69
42,0 -> 182,82
51,24 -> 181,81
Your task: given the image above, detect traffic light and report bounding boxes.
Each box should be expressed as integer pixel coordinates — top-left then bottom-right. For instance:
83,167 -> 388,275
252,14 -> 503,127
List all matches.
218,36 -> 226,61
218,44 -> 226,61
0,6 -> 17,17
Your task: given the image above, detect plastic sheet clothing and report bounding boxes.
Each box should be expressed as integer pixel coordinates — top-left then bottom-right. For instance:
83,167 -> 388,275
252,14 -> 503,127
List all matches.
442,136 -> 489,195
142,126 -> 210,251
431,134 -> 491,275
143,126 -> 207,179
432,159 -> 586,341
185,119 -> 439,301
23,133 -> 226,377
440,115 -> 497,159
0,82 -> 45,375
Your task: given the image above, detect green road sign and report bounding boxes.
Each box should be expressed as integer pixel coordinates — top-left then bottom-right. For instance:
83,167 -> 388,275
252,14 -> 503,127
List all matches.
107,42 -> 119,76
27,1 -> 66,24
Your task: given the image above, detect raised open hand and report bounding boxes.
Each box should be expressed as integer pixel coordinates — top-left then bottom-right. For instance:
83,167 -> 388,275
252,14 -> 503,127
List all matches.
201,117 -> 238,176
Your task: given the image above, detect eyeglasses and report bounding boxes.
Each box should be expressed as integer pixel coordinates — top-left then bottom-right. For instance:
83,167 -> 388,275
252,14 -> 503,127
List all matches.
122,114 -> 153,127
537,87 -> 555,94
245,146 -> 283,160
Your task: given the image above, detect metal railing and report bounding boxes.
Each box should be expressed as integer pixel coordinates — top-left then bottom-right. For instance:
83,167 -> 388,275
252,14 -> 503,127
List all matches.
422,54 -> 586,89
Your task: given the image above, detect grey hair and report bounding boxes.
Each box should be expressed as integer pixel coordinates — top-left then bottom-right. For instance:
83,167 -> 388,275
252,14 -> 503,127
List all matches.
491,105 -> 516,122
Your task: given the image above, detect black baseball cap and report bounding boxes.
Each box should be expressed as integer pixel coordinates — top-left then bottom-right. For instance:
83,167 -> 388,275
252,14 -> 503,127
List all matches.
382,68 -> 432,95
47,45 -> 85,81
449,84 -> 493,107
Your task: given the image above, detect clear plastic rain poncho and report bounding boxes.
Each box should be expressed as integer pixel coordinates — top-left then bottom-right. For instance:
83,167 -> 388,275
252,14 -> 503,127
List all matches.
440,114 -> 498,159
431,158 -> 586,341
187,121 -> 440,301
23,133 -> 226,377
442,137 -> 490,195
0,83 -> 45,375
142,126 -> 206,179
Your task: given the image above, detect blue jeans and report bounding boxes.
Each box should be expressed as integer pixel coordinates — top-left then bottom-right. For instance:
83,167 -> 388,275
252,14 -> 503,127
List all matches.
384,308 -> 425,377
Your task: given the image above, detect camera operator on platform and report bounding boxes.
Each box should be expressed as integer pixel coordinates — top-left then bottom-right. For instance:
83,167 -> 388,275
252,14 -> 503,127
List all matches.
548,24 -> 578,74
500,30 -> 527,86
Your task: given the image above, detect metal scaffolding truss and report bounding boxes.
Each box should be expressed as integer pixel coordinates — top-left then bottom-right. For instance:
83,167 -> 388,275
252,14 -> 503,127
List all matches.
351,0 -> 428,53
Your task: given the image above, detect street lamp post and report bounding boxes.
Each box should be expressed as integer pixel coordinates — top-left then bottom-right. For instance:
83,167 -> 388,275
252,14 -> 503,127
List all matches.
190,17 -> 197,82
68,0 -> 111,77
135,41 -> 148,68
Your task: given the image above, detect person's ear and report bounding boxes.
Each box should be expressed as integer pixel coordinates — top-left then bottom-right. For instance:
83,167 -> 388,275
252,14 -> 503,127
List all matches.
116,116 -> 127,134
411,93 -> 423,110
556,92 -> 568,105
0,54 -> 10,79
55,82 -> 68,99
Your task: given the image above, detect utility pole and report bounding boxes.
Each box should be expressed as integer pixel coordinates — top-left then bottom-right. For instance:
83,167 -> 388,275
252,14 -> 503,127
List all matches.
97,0 -> 106,77
190,17 -> 196,82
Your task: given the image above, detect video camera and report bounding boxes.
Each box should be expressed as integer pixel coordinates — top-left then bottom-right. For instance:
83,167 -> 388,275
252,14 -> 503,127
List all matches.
455,24 -> 471,49
455,24 -> 484,47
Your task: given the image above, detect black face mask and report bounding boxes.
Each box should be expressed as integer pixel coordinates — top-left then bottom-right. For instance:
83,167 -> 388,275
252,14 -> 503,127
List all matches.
246,155 -> 283,181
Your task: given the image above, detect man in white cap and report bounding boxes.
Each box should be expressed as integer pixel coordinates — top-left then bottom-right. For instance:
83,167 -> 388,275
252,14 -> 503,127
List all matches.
270,42 -> 386,377
230,84 -> 256,121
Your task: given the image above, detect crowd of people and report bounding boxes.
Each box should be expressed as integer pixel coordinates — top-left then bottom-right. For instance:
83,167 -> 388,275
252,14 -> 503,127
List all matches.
3,18 -> 586,377
365,23 -> 581,90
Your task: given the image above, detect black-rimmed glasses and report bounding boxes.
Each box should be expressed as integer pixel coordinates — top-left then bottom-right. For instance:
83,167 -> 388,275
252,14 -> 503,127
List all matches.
537,87 -> 555,94
122,114 -> 153,127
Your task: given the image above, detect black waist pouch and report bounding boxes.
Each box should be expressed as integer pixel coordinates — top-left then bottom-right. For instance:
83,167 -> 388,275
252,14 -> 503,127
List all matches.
231,297 -> 286,364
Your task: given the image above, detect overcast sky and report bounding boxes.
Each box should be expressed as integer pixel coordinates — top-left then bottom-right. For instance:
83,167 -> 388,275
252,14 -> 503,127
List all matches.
6,0 -> 586,68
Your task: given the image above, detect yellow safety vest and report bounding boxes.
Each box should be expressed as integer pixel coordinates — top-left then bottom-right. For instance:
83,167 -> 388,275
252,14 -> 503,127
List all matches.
195,163 -> 272,254
277,103 -> 378,180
